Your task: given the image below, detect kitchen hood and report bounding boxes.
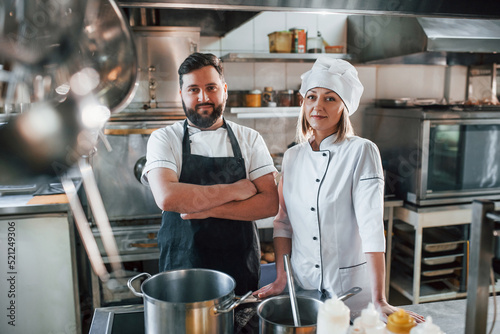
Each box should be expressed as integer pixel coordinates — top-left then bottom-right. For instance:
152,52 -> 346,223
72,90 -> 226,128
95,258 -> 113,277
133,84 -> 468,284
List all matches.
347,16 -> 500,65
116,0 -> 500,37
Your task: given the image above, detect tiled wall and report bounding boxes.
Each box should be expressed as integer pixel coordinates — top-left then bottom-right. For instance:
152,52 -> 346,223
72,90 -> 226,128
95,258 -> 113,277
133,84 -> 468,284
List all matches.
199,12 -> 468,154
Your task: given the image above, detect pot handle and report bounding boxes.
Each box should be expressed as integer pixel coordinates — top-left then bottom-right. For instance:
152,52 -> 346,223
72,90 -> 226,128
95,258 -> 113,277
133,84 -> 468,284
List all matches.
213,290 -> 253,314
127,272 -> 151,297
338,286 -> 362,302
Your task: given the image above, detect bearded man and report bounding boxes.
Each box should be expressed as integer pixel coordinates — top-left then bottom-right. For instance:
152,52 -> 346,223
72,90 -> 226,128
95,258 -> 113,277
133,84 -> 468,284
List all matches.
141,53 -> 278,295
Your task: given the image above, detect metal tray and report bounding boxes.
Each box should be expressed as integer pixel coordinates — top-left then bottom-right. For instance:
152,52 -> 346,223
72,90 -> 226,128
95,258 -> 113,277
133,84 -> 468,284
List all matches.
395,241 -> 463,265
393,223 -> 465,253
424,241 -> 462,253
423,254 -> 462,265
0,184 -> 37,195
394,253 -> 462,278
422,263 -> 462,277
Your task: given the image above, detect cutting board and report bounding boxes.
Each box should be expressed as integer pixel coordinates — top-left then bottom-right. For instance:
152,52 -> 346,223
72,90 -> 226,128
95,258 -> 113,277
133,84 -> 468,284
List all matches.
27,194 -> 69,205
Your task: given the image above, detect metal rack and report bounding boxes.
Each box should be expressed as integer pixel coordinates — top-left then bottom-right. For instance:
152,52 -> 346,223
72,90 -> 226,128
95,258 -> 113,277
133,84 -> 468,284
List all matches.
389,202 -> 500,304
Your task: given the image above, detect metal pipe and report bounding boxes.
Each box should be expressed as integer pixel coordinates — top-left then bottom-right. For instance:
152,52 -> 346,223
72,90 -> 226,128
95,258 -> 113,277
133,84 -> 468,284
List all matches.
465,200 -> 498,334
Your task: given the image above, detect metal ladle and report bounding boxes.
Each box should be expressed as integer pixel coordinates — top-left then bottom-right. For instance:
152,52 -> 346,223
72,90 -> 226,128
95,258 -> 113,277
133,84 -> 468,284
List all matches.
283,254 -> 301,327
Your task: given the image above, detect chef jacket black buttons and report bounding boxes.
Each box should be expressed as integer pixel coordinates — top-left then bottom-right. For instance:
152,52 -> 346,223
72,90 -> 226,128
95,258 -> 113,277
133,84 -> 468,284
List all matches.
315,264 -> 320,268
322,153 -> 327,156
315,178 -> 320,182
313,236 -> 318,240
310,207 -> 315,211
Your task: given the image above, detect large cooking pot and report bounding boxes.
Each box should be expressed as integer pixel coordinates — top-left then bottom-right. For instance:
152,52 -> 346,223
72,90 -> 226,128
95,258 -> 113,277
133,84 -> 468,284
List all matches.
258,287 -> 361,333
258,295 -> 322,333
128,269 -> 251,334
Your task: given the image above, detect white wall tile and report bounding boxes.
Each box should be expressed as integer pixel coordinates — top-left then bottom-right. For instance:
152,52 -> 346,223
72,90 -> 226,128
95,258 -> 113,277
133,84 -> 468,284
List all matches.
254,63 -> 287,91
284,12 -> 319,37
224,63 -> 255,90
356,65 -> 377,104
221,19 -> 254,52
376,65 -> 446,99
317,13 -> 348,47
254,12 -> 287,52
285,63 -> 312,91
199,36 -> 221,53
285,117 -> 299,146
255,118 -> 288,154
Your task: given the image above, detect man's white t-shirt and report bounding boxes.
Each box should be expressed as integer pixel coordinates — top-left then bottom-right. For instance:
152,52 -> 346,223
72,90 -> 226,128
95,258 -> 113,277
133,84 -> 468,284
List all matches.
141,120 -> 277,185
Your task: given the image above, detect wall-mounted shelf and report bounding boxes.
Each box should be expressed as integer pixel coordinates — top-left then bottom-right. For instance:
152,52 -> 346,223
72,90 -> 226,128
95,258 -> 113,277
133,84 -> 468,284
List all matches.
221,53 -> 353,63
230,106 -> 300,119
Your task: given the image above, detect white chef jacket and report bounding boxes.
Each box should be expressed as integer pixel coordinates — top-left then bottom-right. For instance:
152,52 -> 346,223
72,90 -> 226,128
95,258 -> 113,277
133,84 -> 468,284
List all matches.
141,119 -> 277,185
273,133 -> 386,312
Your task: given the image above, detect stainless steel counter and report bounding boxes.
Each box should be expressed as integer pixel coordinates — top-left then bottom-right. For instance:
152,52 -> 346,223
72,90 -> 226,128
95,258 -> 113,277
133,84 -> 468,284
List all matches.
0,193 -> 70,215
89,296 -> 500,334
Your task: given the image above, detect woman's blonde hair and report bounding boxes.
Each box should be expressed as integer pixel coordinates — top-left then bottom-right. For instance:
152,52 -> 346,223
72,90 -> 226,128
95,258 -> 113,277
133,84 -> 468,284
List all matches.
295,100 -> 355,144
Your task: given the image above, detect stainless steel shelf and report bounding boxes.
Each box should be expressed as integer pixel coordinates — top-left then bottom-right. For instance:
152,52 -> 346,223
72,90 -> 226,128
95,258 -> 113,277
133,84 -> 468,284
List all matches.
221,52 -> 353,63
229,106 -> 300,119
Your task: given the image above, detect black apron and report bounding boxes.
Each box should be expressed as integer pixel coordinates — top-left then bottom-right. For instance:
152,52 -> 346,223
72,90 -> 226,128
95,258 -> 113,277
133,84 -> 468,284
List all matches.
158,119 -> 260,295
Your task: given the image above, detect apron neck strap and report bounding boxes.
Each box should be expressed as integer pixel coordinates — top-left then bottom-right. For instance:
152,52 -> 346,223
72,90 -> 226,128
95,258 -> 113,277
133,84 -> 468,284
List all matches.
182,119 -> 243,159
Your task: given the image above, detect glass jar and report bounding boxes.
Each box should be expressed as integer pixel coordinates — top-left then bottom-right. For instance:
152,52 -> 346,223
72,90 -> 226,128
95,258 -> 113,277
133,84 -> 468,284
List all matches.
262,87 -> 276,107
245,90 -> 262,107
293,90 -> 303,106
278,90 -> 294,107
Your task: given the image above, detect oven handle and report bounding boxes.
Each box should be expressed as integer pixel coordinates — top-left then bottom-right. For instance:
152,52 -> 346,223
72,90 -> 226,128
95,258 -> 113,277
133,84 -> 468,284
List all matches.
127,272 -> 152,297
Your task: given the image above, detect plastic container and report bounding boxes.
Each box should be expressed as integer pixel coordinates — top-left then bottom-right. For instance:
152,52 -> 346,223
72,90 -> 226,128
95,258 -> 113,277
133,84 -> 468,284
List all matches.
409,316 -> 444,334
352,303 -> 386,334
317,297 -> 350,334
325,45 -> 345,53
268,31 -> 293,53
245,90 -> 262,107
386,309 -> 416,334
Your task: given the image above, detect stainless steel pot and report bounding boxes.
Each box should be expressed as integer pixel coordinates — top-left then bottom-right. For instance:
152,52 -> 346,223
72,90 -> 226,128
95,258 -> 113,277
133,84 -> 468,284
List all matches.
128,269 -> 251,334
258,287 -> 361,333
258,295 -> 322,333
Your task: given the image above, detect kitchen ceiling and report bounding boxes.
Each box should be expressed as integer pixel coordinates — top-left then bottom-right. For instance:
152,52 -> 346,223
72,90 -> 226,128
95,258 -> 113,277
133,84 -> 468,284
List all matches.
116,0 -> 500,37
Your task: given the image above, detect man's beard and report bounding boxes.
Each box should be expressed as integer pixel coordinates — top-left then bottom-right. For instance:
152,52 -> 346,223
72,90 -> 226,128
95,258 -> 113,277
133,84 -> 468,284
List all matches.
182,100 -> 224,128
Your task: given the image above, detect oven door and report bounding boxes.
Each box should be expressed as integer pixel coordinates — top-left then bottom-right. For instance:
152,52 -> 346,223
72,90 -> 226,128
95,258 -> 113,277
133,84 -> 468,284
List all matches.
90,121 -> 174,221
419,118 -> 500,204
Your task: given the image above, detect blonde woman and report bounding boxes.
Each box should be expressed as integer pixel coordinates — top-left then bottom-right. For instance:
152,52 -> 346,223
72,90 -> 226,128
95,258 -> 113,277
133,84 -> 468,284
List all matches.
254,57 -> 423,322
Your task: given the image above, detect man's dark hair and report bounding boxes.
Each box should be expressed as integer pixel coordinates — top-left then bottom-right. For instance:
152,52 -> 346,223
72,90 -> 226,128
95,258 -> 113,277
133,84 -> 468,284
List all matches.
178,52 -> 225,89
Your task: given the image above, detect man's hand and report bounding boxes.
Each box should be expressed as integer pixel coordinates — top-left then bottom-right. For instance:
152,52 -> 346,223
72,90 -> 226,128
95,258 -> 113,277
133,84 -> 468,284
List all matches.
180,179 -> 258,220
231,179 -> 257,201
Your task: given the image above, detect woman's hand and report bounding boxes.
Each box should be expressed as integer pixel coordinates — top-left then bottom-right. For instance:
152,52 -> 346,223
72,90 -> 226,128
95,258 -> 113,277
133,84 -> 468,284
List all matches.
374,299 -> 426,323
252,276 -> 287,299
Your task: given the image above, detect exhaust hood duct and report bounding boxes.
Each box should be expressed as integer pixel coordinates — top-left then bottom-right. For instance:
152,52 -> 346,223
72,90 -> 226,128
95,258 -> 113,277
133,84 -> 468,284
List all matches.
347,16 -> 500,65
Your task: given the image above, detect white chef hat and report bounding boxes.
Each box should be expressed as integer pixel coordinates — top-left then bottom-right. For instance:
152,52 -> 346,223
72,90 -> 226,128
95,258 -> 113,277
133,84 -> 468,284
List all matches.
299,56 -> 364,115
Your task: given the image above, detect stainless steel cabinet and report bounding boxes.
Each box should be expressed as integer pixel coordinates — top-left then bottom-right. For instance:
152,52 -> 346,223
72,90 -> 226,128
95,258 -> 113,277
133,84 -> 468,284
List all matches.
0,213 -> 81,333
